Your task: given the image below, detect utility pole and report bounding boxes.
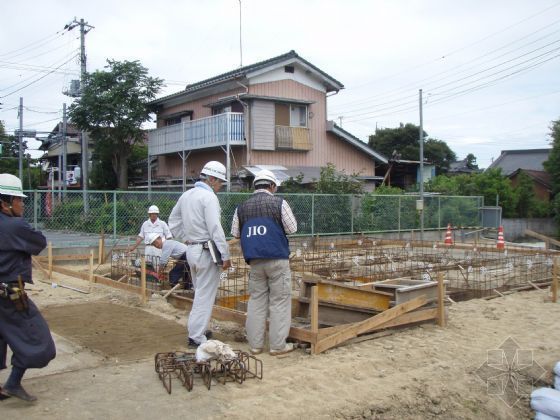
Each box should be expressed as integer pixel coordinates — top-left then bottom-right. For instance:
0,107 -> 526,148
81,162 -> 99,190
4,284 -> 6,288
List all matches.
65,17 -> 93,212
418,89 -> 425,240
18,97 -> 23,181
239,0 -> 243,67
62,103 -> 68,196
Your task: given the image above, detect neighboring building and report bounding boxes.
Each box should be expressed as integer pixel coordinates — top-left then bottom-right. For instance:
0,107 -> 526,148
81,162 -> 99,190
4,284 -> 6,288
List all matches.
486,148 -> 552,202
509,169 -> 552,202
486,148 -> 551,175
448,157 -> 480,175
38,123 -> 87,188
147,50 -> 387,190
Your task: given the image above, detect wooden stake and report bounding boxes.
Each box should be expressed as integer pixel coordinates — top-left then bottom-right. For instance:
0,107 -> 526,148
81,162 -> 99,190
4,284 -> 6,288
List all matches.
552,257 -> 558,303
310,285 -> 319,355
89,250 -> 94,287
140,256 -> 147,304
98,237 -> 105,265
437,271 -> 446,327
492,289 -> 505,297
528,281 -> 546,293
162,282 -> 182,300
48,242 -> 53,280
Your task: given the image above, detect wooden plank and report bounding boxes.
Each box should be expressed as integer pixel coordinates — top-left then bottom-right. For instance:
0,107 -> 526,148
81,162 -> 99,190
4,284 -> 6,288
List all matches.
317,307 -> 438,340
553,257 -> 558,303
313,295 -> 427,354
166,294 -> 318,344
310,285 -> 318,354
437,272 -> 446,327
47,264 -> 151,296
525,229 -> 560,248
316,281 -> 391,312
36,254 -> 91,261
140,256 -> 147,304
32,256 -> 51,278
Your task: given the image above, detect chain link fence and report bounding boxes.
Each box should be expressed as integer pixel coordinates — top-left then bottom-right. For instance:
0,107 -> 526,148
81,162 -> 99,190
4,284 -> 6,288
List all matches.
22,190 -> 484,240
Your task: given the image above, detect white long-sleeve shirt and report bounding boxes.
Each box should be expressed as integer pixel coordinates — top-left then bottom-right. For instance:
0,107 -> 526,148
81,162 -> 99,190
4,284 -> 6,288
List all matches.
138,218 -> 172,243
169,181 -> 230,261
160,239 -> 188,267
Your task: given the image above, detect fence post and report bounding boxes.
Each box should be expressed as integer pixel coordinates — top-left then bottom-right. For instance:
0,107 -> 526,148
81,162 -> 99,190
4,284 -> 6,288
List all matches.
311,195 -> 315,236
350,195 -> 354,234
33,190 -> 38,229
438,196 -> 441,230
113,191 -> 117,239
398,196 -> 401,233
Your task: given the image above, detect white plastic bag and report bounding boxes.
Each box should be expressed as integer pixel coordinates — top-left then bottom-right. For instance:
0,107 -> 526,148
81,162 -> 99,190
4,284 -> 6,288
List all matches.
195,339 -> 236,362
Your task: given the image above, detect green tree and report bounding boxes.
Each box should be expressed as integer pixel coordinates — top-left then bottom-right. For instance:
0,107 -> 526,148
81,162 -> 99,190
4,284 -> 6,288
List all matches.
315,163 -> 363,194
279,172 -> 307,193
368,123 -> 457,173
426,169 -> 518,217
543,118 -> 560,231
68,60 -> 163,189
466,153 -> 479,170
543,119 -> 560,196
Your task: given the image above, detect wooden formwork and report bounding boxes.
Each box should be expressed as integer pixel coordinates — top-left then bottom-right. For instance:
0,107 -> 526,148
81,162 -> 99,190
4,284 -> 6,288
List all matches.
35,236 -> 560,355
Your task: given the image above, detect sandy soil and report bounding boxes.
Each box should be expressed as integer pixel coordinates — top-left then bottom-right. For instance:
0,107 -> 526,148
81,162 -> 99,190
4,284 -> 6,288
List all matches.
1,266 -> 559,419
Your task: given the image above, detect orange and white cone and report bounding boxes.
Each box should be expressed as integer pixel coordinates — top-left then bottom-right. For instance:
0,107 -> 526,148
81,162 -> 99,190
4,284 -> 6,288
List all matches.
444,223 -> 453,246
496,226 -> 505,250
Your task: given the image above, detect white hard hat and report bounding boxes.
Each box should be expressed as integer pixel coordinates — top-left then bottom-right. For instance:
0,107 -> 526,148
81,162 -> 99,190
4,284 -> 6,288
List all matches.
0,173 -> 27,198
148,205 -> 159,214
253,169 -> 279,187
201,161 -> 227,182
146,233 -> 161,245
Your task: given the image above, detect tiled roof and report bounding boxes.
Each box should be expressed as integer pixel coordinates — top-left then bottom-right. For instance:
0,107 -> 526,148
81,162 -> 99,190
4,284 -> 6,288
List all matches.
486,148 -> 551,176
327,121 -> 388,164
151,50 -> 344,105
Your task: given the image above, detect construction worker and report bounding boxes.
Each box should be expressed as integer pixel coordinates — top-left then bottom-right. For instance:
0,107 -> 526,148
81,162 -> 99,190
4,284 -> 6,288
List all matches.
169,161 -> 231,347
0,174 -> 56,401
128,205 -> 172,268
231,169 -> 297,356
148,233 -> 192,289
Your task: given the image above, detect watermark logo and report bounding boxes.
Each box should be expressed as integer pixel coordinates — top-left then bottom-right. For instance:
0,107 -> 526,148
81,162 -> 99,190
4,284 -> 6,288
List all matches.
474,337 -> 546,407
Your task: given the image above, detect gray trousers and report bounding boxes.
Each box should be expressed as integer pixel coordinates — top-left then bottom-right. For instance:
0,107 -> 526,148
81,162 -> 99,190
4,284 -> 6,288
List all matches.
245,259 -> 291,351
186,245 -> 220,344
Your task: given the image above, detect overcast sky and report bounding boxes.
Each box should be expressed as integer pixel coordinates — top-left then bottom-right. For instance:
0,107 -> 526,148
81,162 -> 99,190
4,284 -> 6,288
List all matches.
1,0 -> 559,169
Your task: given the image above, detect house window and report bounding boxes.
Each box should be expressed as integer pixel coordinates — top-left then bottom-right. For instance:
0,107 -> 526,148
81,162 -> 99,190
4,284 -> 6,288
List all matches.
275,103 -> 307,128
165,113 -> 192,126
290,105 -> 307,127
274,102 -> 311,151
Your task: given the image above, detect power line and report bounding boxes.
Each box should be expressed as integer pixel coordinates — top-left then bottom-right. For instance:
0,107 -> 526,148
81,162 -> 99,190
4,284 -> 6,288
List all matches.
330,20 -> 560,112
334,43 -> 560,122
0,54 -> 78,98
336,3 -> 560,95
0,30 -> 66,58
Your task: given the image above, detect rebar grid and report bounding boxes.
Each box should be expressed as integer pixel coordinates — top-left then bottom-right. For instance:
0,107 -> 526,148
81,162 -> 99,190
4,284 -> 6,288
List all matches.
113,236 -> 557,307
110,250 -> 162,292
154,350 -> 263,393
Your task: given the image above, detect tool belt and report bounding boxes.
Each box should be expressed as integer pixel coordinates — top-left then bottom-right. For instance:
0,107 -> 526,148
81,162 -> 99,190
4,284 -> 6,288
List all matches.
0,282 -> 29,312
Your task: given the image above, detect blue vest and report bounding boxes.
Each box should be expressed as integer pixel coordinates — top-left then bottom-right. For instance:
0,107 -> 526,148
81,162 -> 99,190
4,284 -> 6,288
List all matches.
237,192 -> 290,263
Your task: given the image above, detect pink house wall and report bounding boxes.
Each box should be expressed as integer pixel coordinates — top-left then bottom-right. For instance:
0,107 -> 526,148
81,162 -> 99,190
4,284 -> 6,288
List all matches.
154,79 -> 376,178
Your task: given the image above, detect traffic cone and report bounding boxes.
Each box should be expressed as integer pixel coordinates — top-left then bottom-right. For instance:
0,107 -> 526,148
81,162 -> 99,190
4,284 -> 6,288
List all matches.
444,223 -> 453,245
496,226 -> 505,250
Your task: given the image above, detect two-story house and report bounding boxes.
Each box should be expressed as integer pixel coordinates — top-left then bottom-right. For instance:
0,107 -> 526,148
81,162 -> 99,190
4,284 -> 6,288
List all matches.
148,50 -> 387,190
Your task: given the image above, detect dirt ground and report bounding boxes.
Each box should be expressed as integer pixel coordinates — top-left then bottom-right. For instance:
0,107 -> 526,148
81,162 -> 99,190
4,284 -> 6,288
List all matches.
1,266 -> 559,419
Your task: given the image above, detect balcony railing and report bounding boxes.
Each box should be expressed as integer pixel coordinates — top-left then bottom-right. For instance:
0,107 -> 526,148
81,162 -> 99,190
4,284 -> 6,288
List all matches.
275,125 -> 312,150
148,112 -> 245,156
